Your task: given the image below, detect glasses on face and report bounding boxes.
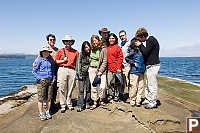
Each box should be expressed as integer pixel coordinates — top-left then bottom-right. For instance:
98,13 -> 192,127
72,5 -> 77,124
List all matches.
49,39 -> 56,41
119,34 -> 125,38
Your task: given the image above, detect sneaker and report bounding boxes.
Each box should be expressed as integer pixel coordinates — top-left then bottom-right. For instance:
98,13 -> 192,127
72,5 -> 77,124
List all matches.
141,99 -> 150,105
61,107 -> 66,113
130,101 -> 136,107
77,108 -> 83,112
68,106 -> 74,111
144,103 -> 157,109
46,111 -> 52,119
85,103 -> 90,109
39,113 -> 46,121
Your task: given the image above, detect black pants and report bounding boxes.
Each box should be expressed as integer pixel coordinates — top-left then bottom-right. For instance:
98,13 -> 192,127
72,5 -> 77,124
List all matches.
77,76 -> 91,108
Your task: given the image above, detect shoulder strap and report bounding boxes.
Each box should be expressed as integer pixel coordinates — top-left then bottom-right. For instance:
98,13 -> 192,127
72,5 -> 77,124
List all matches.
63,48 -> 66,57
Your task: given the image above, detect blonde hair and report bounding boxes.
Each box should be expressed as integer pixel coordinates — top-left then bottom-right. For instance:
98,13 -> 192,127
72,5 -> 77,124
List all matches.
135,27 -> 148,38
90,34 -> 102,50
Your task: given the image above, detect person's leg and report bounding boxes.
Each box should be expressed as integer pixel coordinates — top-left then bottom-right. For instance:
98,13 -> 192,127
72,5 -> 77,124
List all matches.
136,74 -> 144,106
145,65 -> 160,108
85,76 -> 91,108
66,68 -> 76,110
37,82 -> 46,120
99,73 -> 106,105
129,74 -> 139,106
77,79 -> 85,109
106,72 -> 114,101
57,67 -> 68,111
88,67 -> 98,109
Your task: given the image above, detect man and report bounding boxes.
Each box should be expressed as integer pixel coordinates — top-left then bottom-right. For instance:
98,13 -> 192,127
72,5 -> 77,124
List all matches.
55,35 -> 79,113
33,34 -> 58,110
119,30 -> 130,100
135,28 -> 160,109
99,27 -> 110,47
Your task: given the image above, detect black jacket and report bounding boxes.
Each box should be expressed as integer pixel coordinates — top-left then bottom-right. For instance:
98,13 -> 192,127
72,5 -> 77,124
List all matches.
139,36 -> 160,65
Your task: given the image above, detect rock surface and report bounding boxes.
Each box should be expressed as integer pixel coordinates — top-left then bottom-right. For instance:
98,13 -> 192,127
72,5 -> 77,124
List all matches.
0,82 -> 200,133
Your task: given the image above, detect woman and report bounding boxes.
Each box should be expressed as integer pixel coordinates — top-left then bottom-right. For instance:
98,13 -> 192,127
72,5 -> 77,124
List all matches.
106,33 -> 124,102
89,35 -> 107,110
125,37 -> 145,107
77,41 -> 91,112
32,46 -> 56,120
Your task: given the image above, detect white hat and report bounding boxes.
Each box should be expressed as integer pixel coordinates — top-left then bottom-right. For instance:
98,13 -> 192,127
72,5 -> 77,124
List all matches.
39,46 -> 52,52
62,35 -> 75,43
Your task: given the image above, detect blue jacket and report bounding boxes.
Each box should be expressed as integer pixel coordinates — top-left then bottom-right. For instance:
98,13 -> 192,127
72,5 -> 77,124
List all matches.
32,57 -> 56,82
125,48 -> 146,74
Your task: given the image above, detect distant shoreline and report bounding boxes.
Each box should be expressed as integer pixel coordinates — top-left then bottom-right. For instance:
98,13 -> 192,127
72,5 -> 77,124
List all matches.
0,54 -> 36,58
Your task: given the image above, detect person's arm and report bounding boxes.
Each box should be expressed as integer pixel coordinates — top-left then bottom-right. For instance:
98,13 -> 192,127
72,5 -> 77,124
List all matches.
137,39 -> 154,57
32,55 -> 40,67
116,46 -> 124,72
32,59 -> 42,82
125,50 -> 135,65
77,52 -> 83,79
97,48 -> 107,76
54,50 -> 68,64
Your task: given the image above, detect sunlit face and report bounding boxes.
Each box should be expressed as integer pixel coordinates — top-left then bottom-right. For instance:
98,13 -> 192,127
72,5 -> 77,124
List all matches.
119,32 -> 127,42
42,50 -> 50,58
109,35 -> 116,45
63,40 -> 74,48
84,44 -> 90,53
92,37 -> 99,48
48,36 -> 56,48
101,32 -> 109,39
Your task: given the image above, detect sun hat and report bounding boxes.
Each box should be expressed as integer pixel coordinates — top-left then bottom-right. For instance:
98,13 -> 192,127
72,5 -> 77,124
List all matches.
62,35 -> 75,44
39,46 -> 52,53
98,27 -> 110,35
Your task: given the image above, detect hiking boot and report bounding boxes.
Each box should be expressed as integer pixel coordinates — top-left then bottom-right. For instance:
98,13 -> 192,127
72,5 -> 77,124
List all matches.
39,113 -> 47,121
85,103 -> 90,109
68,106 -> 74,111
141,99 -> 150,105
46,111 -> 52,119
77,108 -> 83,112
61,107 -> 66,113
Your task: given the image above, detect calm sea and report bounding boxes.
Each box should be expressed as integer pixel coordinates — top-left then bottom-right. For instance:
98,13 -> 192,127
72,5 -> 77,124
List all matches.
0,56 -> 200,97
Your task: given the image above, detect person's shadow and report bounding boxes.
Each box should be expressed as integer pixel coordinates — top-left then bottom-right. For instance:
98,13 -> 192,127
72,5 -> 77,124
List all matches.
50,98 -> 78,115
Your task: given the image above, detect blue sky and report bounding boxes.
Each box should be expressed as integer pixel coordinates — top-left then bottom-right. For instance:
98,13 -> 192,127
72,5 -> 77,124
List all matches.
0,0 -> 200,57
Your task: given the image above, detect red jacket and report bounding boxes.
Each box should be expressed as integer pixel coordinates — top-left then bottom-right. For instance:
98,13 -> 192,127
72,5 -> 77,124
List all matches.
106,44 -> 123,72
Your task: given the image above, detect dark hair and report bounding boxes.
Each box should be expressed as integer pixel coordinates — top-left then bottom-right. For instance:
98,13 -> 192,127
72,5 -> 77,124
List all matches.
81,41 -> 91,55
46,34 -> 56,41
129,37 -> 140,53
119,30 -> 126,35
108,33 -> 118,45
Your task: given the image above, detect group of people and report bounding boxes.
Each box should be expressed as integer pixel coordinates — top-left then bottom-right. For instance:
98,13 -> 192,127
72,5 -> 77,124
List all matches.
32,27 -> 160,121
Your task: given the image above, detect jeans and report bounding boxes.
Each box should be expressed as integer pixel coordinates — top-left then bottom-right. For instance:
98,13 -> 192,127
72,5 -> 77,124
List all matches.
77,76 -> 91,108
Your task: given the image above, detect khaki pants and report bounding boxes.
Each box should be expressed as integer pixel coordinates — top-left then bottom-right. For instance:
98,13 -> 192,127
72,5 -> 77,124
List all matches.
57,67 -> 76,108
145,64 -> 160,105
129,74 -> 144,104
122,66 -> 130,93
89,67 -> 106,101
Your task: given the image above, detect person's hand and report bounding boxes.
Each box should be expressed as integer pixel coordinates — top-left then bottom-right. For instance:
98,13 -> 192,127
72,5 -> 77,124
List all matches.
97,72 -> 102,76
79,76 -> 83,80
33,63 -> 37,67
63,57 -> 68,62
117,69 -> 121,73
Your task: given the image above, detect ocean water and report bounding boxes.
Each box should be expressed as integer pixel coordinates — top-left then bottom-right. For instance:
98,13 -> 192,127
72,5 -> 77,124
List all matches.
0,56 -> 200,97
